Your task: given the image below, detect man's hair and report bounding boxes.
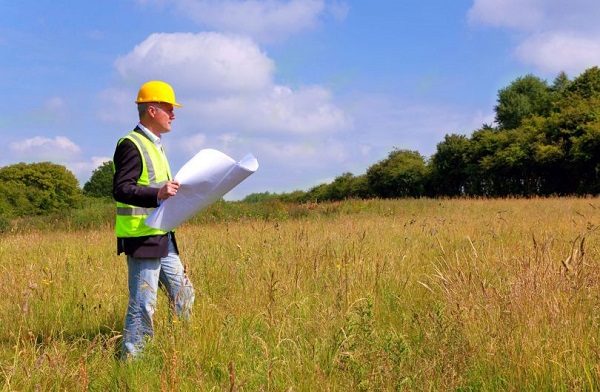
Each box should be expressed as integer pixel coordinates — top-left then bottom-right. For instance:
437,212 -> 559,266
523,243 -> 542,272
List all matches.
137,103 -> 150,119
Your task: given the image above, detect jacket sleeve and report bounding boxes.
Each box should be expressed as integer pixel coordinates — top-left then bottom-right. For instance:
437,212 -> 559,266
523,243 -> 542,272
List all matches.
112,139 -> 160,208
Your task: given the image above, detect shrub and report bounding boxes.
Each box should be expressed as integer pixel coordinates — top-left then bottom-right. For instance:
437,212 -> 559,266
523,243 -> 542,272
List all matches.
83,161 -> 114,198
366,149 -> 428,198
0,162 -> 82,216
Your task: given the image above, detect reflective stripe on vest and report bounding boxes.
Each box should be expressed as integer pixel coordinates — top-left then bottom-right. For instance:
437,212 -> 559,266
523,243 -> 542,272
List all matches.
129,132 -> 159,185
116,206 -> 155,216
115,129 -> 172,238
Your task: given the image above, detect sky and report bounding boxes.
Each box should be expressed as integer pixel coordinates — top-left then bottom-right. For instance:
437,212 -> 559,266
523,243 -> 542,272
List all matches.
2,0 -> 600,199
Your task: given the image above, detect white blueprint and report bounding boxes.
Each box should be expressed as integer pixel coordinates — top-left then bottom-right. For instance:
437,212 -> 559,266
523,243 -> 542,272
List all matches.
145,149 -> 259,231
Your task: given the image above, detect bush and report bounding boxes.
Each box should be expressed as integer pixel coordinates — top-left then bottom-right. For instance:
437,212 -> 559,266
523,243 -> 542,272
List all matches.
0,162 -> 82,216
0,214 -> 10,233
83,161 -> 114,198
366,149 -> 428,198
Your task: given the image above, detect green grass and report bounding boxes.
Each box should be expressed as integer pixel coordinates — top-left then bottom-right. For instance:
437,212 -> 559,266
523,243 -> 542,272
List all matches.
1,198 -> 600,390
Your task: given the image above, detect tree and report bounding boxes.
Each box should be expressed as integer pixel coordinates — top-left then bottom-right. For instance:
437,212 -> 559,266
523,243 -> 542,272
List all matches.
565,66 -> 600,99
366,149 -> 428,198
318,173 -> 372,201
243,192 -> 276,203
570,119 -> 600,193
428,134 -> 471,196
495,74 -> 552,129
304,183 -> 330,202
539,68 -> 600,194
83,161 -> 114,198
238,67 -> 600,199
0,162 -> 81,216
551,71 -> 571,93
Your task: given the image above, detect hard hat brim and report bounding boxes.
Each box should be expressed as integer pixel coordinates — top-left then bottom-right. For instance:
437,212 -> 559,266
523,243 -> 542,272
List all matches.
135,100 -> 183,108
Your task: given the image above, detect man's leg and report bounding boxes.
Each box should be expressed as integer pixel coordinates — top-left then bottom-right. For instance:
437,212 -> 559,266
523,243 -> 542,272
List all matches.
123,256 -> 161,357
159,237 -> 195,320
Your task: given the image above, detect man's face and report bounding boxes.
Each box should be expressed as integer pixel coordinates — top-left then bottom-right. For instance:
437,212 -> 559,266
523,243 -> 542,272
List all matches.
148,103 -> 175,134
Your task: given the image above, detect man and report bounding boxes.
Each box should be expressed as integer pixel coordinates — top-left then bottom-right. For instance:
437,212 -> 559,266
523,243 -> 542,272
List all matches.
113,80 -> 195,357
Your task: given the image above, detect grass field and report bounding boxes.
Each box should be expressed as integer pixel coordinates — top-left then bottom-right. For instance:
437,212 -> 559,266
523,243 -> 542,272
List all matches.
1,198 -> 600,391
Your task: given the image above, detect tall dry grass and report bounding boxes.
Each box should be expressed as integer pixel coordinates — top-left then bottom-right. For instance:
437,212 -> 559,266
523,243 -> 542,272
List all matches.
1,198 -> 599,390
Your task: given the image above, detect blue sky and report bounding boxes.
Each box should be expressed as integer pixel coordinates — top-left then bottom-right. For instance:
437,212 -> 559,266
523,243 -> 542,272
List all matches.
2,0 -> 600,199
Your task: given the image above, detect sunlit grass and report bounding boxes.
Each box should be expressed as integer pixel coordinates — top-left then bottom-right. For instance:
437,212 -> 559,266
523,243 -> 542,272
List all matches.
1,198 -> 599,390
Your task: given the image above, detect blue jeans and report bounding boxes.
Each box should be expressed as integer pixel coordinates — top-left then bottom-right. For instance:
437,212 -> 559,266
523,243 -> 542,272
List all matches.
122,236 -> 195,357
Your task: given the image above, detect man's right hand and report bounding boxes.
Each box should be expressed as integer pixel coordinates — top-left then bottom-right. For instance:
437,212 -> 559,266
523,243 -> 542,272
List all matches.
158,180 -> 180,201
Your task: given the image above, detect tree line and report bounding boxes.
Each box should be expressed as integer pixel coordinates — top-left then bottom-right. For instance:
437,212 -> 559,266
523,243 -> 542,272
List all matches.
2,67 -> 600,223
244,67 -> 600,202
0,161 -> 112,224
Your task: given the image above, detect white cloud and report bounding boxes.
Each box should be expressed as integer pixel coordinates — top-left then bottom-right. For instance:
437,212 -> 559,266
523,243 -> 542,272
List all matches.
224,136 -> 348,171
6,136 -> 112,184
469,0 -> 600,32
468,0 -> 544,30
516,32 -> 600,74
102,31 -> 352,195
106,32 -> 349,135
468,0 -> 600,75
91,156 -> 112,167
43,97 -> 66,112
68,156 -> 112,181
9,136 -> 81,159
260,140 -> 317,160
219,133 -> 238,144
5,136 -> 111,184
176,132 -> 207,154
115,32 -> 274,94
181,85 -> 349,134
158,0 -> 326,43
214,133 -> 241,153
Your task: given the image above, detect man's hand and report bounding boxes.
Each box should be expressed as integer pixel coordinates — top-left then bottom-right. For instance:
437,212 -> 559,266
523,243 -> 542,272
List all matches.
158,180 -> 180,201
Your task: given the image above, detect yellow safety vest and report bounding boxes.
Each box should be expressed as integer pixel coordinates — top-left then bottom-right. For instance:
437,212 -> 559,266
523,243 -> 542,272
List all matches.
115,130 -> 172,238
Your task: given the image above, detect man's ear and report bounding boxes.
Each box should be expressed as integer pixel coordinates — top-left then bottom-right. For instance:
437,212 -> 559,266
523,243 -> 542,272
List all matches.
146,106 -> 156,118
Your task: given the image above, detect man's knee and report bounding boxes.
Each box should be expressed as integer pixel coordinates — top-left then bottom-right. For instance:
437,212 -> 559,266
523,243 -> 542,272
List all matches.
139,282 -> 158,318
175,279 -> 195,318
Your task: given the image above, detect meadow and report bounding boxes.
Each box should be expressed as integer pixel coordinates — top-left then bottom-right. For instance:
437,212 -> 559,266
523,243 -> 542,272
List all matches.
1,197 -> 600,391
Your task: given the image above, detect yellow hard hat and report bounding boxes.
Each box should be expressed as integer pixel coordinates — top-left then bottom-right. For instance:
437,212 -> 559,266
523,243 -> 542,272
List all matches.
135,80 -> 182,107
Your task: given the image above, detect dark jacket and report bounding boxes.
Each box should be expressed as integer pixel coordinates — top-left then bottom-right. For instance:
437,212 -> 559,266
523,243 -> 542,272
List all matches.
112,127 -> 179,258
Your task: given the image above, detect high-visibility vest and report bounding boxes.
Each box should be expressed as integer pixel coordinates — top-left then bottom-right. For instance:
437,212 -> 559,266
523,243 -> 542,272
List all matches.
115,130 -> 172,238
